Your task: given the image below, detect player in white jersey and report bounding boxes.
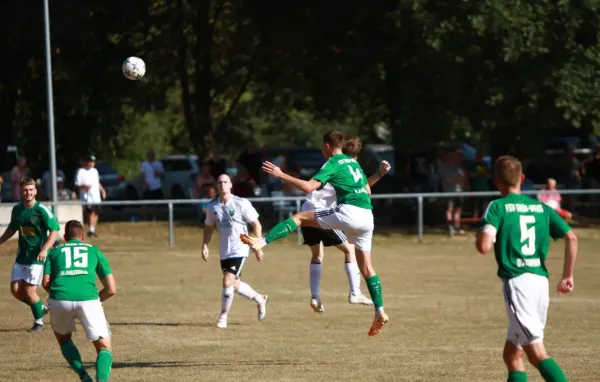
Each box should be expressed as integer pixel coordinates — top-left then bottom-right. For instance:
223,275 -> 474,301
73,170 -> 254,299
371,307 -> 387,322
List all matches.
202,174 -> 268,329
303,140 -> 391,313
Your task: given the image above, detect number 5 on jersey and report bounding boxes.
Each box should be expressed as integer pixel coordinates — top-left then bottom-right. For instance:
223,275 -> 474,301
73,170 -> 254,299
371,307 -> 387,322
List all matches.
519,215 -> 536,256
348,166 -> 363,183
61,247 -> 89,268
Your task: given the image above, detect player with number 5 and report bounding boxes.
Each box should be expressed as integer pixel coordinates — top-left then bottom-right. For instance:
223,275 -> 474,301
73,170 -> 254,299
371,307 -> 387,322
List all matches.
476,156 -> 577,382
42,220 -> 116,382
241,131 -> 388,336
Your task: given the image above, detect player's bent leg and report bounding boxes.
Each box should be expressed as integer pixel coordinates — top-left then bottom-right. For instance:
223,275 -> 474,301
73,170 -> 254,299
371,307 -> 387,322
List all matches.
23,282 -> 45,331
522,343 -> 567,382
241,210 -> 319,251
10,279 -> 26,302
92,338 -> 113,382
309,243 -> 324,313
503,341 -> 527,381
54,331 -> 92,381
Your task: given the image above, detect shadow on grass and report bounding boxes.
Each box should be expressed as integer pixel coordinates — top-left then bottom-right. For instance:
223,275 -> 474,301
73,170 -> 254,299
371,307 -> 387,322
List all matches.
0,328 -> 27,333
111,321 -> 241,327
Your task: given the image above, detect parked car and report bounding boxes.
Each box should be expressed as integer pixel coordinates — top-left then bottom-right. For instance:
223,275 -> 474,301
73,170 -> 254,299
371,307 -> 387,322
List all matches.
125,154 -> 237,200
95,161 -> 128,201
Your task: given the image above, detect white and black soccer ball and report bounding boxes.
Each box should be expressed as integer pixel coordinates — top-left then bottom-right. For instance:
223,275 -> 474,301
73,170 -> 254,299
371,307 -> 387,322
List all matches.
122,56 -> 146,81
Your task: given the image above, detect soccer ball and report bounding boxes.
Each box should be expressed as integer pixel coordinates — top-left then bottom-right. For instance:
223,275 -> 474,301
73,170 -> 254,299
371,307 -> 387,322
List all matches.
122,57 -> 146,80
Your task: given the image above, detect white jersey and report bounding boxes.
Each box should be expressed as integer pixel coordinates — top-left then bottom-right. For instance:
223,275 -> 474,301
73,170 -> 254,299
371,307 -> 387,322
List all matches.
74,167 -> 101,203
302,183 -> 337,211
302,162 -> 337,211
205,195 -> 259,259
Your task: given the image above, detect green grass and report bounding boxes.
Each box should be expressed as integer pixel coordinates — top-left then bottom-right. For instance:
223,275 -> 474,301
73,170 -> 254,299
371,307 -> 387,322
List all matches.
0,222 -> 598,381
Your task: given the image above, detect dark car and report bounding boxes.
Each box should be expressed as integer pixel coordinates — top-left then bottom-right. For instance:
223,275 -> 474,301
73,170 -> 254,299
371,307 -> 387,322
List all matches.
95,161 -> 127,201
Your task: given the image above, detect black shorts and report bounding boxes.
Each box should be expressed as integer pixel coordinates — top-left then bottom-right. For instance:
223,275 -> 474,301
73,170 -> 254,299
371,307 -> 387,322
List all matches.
301,226 -> 346,247
220,257 -> 246,277
143,188 -> 164,200
84,205 -> 101,214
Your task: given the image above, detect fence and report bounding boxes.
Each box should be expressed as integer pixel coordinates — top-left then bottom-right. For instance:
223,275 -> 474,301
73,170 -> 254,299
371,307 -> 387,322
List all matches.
35,189 -> 600,247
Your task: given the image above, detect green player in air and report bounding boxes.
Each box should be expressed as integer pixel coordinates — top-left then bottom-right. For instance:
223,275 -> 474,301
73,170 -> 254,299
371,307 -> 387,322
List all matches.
476,156 -> 577,382
0,177 -> 60,332
241,131 -> 388,336
42,220 -> 116,382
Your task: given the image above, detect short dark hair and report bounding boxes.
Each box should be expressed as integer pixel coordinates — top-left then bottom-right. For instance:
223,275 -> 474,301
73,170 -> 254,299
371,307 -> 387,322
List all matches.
64,220 -> 85,240
494,155 -> 522,186
323,131 -> 345,148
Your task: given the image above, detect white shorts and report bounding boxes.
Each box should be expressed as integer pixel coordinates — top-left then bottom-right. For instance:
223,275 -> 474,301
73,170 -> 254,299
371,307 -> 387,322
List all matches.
11,263 -> 44,286
315,204 -> 374,251
503,273 -> 549,346
49,299 -> 111,341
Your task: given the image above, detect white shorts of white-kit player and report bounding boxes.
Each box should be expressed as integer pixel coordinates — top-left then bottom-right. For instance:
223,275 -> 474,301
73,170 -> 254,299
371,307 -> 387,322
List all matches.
503,273 -> 549,347
11,263 -> 44,286
49,299 -> 111,341
315,204 -> 374,251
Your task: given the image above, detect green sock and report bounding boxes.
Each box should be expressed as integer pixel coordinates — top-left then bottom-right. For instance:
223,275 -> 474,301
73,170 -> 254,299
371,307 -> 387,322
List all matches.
96,349 -> 113,382
29,299 -> 44,320
60,340 -> 87,377
366,275 -> 384,309
538,358 -> 567,382
508,370 -> 527,382
264,218 -> 297,243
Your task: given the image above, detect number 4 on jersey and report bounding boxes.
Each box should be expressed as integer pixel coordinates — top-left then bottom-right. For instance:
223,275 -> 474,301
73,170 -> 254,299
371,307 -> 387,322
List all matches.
348,166 -> 363,183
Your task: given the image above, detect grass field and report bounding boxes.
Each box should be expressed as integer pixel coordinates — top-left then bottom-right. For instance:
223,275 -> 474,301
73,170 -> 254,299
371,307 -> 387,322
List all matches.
0,222 -> 599,381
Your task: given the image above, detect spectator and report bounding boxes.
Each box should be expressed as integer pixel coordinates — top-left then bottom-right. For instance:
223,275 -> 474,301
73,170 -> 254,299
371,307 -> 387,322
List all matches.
140,149 -> 165,221
581,143 -> 600,211
0,175 -> 3,203
232,163 -> 258,198
538,178 -> 572,221
199,185 -> 217,220
194,164 -> 216,198
41,168 -> 67,201
74,154 -> 106,237
468,152 -> 491,218
267,151 -> 288,195
237,143 -> 263,186
56,176 -> 77,201
561,146 -> 581,212
10,156 -> 27,202
440,152 -> 466,236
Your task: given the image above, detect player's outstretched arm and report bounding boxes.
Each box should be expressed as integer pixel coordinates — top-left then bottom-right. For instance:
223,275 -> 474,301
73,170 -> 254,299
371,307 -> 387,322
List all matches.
99,274 -> 117,302
262,161 -> 322,193
557,230 -> 578,294
367,160 -> 391,188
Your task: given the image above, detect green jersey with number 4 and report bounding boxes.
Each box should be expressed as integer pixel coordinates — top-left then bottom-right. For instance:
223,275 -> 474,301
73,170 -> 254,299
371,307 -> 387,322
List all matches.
9,201 -> 61,265
312,153 -> 372,210
483,193 -> 571,279
44,240 -> 112,301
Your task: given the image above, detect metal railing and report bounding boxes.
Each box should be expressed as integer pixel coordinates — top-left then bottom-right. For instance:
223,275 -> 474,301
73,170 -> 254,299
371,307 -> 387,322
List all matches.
32,188 -> 600,247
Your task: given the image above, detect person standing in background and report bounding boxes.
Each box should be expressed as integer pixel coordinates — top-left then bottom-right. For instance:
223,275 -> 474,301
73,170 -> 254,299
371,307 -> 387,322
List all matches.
140,149 -> 165,221
11,156 -> 27,202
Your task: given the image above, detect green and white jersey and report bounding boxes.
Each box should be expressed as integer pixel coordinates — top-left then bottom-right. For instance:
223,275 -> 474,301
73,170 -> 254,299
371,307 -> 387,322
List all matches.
44,240 -> 112,301
312,153 -> 372,210
8,201 -> 60,265
482,193 -> 571,279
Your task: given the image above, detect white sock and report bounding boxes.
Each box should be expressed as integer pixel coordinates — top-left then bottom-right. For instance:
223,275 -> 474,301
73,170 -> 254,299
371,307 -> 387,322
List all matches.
310,263 -> 322,300
345,262 -> 362,296
236,281 -> 261,302
221,287 -> 234,317
35,318 -> 43,325
89,226 -> 95,233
